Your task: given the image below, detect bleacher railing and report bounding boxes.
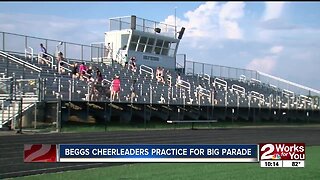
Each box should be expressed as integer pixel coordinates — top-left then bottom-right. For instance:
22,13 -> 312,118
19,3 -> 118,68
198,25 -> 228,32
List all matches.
139,65 -> 154,79
24,47 -> 34,62
0,31 -> 107,66
109,16 -> 176,39
185,60 -> 320,97
38,53 -> 55,69
0,50 -> 42,73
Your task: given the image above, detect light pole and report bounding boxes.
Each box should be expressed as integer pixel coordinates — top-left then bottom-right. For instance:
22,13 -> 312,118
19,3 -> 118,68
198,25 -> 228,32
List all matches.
175,6 -> 177,39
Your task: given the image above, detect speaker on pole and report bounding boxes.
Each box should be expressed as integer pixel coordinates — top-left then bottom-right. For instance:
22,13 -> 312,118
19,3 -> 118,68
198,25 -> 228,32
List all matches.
178,27 -> 185,39
154,28 -> 161,33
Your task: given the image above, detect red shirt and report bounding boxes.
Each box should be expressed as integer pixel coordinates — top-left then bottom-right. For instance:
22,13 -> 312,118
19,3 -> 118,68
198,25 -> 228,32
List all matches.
112,79 -> 121,92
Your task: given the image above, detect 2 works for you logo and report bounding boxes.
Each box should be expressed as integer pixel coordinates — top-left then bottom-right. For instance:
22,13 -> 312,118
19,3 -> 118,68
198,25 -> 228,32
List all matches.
259,143 -> 305,161
24,144 -> 57,162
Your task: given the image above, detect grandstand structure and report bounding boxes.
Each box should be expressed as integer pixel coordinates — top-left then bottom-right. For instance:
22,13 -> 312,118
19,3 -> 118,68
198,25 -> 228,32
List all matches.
0,15 -> 319,131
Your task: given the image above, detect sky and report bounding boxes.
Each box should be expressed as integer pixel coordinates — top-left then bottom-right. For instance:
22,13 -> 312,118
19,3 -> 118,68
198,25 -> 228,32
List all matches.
0,1 -> 320,90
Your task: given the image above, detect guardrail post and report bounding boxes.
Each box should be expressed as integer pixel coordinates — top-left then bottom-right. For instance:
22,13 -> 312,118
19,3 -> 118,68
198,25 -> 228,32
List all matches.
37,75 -> 41,100
2,32 -> 5,51
81,45 -> 84,62
192,62 -> 195,76
34,102 -> 37,129
57,96 -> 61,132
17,98 -> 23,134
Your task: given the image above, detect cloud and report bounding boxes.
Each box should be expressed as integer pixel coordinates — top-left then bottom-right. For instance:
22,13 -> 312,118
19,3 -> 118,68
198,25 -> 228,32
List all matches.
262,2 -> 286,21
219,2 -> 245,39
246,45 -> 283,73
246,56 -> 277,73
258,19 -> 301,30
270,45 -> 283,54
163,1 -> 245,40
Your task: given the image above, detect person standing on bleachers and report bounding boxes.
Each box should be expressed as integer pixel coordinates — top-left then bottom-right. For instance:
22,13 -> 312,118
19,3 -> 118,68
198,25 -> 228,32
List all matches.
129,79 -> 137,103
72,63 -> 79,79
129,56 -> 137,72
40,43 -> 47,58
110,75 -> 121,102
57,52 -> 64,74
95,67 -> 103,84
176,73 -> 182,87
85,66 -> 94,82
212,86 -> 218,105
39,43 -> 48,64
79,62 -> 87,80
156,67 -> 165,84
105,43 -> 112,59
124,54 -> 129,68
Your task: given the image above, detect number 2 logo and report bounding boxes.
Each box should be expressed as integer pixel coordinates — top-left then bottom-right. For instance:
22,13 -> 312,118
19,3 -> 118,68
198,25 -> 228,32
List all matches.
260,144 -> 274,160
24,144 -> 55,162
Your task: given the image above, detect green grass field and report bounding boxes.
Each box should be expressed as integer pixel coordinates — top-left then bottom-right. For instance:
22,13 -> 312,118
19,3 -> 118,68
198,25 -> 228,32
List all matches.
13,146 -> 319,180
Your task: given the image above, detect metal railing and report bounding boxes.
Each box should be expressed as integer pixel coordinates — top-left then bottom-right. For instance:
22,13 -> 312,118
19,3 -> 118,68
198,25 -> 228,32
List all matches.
38,53 -> 55,69
185,59 -> 320,97
109,16 -> 177,38
139,65 -> 154,79
0,50 -> 42,72
1,31 -> 107,65
214,78 -> 227,91
24,47 -> 34,62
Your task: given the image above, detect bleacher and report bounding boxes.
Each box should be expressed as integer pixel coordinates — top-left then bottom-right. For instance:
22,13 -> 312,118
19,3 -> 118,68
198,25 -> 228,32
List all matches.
1,49 -> 319,109
1,31 -> 320,130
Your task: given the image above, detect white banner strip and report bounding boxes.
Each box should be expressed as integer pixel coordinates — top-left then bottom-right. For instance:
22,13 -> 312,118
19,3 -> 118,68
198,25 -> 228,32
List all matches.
59,158 -> 258,163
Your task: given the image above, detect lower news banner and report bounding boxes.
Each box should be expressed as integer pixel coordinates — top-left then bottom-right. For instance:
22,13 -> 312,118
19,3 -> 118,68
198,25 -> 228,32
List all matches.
58,144 -> 258,163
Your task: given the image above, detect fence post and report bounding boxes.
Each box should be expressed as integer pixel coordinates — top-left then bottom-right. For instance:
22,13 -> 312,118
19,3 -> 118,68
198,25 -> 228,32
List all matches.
81,45 -> 84,62
2,32 -> 5,51
193,62 -> 195,76
34,102 -> 37,129
64,42 -> 67,60
37,77 -> 41,101
57,96 -> 61,132
25,36 -> 27,50
183,54 -> 186,74
17,98 -> 23,134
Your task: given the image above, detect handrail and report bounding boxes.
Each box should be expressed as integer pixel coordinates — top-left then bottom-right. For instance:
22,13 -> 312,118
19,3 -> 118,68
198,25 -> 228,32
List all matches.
299,95 -> 312,103
203,74 -> 210,83
102,79 -> 112,84
0,77 -> 13,81
239,75 -> 246,81
0,50 -> 42,72
38,53 -> 55,69
270,84 -> 277,89
258,71 -> 320,95
57,59 -> 72,73
250,91 -> 264,102
58,64 -> 72,73
214,78 -> 227,91
25,47 -> 34,62
139,65 -> 154,79
231,84 -> 245,95
282,89 -> 294,97
196,86 -> 210,97
179,79 -> 191,92
250,78 -> 261,84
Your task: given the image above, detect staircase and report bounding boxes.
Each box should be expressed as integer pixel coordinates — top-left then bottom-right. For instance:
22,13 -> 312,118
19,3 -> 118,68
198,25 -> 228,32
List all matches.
0,75 -> 39,129
0,97 -> 38,129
